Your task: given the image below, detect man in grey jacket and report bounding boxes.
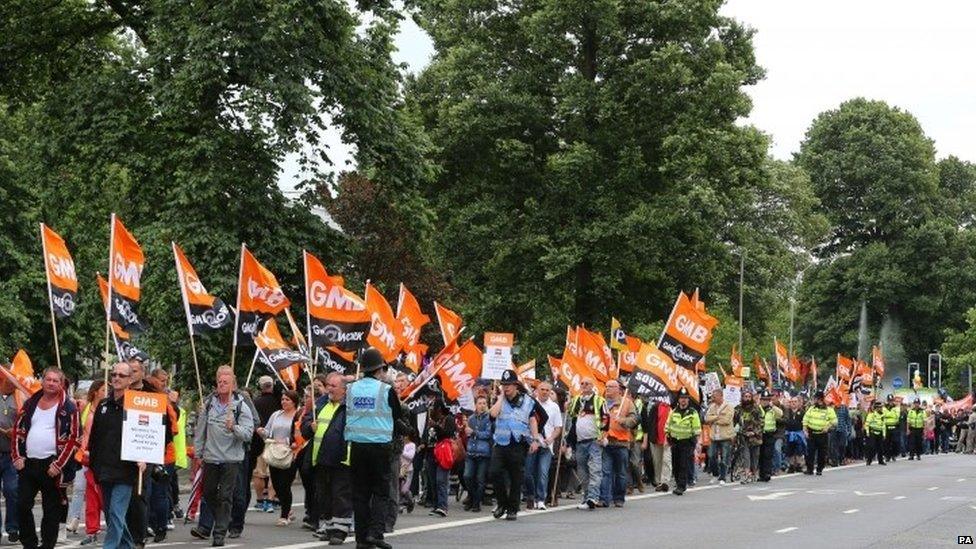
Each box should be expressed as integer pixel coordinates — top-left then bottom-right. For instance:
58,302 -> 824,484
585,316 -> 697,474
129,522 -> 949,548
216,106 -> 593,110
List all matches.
193,366 -> 254,547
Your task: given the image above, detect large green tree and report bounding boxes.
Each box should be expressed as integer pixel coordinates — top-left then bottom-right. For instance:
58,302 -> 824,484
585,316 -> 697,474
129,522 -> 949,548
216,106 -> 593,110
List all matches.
0,0 -> 427,391
403,0 -> 823,360
795,99 -> 976,380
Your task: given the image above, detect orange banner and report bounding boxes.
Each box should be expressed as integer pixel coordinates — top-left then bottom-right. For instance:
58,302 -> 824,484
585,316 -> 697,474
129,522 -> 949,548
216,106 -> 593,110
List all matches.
433,301 -> 463,345
238,246 -> 290,316
397,284 -> 430,348
435,339 -> 482,401
40,223 -> 78,299
577,327 -> 613,382
365,282 -> 404,362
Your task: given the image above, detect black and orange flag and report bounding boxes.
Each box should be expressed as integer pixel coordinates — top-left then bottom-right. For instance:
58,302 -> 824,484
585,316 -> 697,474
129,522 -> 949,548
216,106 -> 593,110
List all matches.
872,345 -> 885,379
319,346 -> 358,375
433,301 -> 463,345
397,284 -> 430,349
173,243 -> 232,335
628,342 -> 695,402
97,273 -> 150,362
40,223 -> 78,319
254,318 -> 308,390
658,291 -> 718,371
365,282 -> 404,363
106,215 -> 145,333
303,251 -> 370,353
235,245 -> 290,346
730,344 -> 745,378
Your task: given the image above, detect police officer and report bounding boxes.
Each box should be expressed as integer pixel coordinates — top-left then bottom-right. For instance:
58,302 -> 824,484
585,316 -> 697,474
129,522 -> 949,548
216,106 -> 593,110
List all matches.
344,348 -> 403,549
758,391 -> 782,482
665,388 -> 700,495
882,394 -> 900,462
864,400 -> 886,466
802,390 -> 836,476
489,369 -> 544,521
906,399 -> 926,460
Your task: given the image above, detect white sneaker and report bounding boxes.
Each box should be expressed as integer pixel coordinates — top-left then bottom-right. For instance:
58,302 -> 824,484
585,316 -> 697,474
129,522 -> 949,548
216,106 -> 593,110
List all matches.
536,503 -> 548,511
58,526 -> 68,543
576,502 -> 589,510
709,477 -> 717,484
67,517 -> 80,533
719,480 -> 726,486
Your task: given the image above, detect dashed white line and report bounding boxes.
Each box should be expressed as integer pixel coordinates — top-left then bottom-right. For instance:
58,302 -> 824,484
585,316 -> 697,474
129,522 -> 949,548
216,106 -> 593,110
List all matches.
843,509 -> 859,514
927,486 -> 940,491
958,478 -> 967,482
776,527 -> 798,533
894,496 -> 907,500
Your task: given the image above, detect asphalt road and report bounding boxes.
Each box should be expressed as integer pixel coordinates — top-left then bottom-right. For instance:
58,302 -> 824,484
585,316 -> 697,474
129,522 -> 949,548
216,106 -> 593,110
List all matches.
33,453 -> 976,548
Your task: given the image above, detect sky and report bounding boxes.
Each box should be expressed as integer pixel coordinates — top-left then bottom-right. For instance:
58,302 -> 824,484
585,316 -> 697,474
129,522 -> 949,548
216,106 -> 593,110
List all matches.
279,1 -> 976,191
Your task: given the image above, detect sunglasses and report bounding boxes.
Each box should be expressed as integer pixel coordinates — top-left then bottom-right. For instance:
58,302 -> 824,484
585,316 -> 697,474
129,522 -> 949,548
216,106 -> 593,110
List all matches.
111,373 -> 130,379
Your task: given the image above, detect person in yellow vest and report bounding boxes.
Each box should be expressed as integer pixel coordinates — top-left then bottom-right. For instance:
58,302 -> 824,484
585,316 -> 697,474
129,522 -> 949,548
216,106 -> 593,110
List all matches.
628,397 -> 645,494
864,400 -> 887,466
882,394 -> 901,462
169,390 -> 189,521
665,388 -> 701,496
299,372 -> 352,545
906,399 -> 926,460
758,391 -> 783,482
802,390 -> 836,476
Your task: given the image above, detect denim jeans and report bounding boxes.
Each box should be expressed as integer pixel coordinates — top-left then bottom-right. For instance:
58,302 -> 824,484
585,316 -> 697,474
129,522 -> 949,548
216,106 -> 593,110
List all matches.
101,482 -> 135,549
0,453 -> 18,533
462,456 -> 489,506
523,449 -> 553,503
709,439 -> 731,480
434,466 -> 449,511
149,467 -> 172,534
599,445 -> 628,505
575,440 -> 603,502
773,438 -> 783,471
67,465 -> 86,521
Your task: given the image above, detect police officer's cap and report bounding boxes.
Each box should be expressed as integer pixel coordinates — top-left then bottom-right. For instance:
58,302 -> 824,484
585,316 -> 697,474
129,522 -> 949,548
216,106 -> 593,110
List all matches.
813,389 -> 825,399
499,369 -> 520,385
886,394 -> 894,403
358,347 -> 387,373
872,399 -> 882,407
677,387 -> 690,399
760,390 -> 772,399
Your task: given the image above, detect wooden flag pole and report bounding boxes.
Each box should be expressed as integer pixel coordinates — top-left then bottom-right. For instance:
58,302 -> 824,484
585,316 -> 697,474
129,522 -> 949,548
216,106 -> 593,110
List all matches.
244,347 -> 260,388
173,242 -> 204,403
230,243 -> 245,372
549,431 -> 564,507
103,214 -> 117,386
39,224 -> 63,370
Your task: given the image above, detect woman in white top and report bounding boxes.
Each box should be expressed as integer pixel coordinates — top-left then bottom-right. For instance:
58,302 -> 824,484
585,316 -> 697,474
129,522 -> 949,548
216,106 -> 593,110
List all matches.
257,390 -> 300,526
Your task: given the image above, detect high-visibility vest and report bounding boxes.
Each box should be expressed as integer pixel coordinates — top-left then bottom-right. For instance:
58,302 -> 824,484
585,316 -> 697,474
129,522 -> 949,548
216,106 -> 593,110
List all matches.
865,411 -> 887,436
606,399 -> 633,443
81,402 -> 92,427
313,401 -> 348,466
802,406 -> 836,433
665,407 -> 701,440
907,409 -> 925,429
344,377 -> 393,444
883,405 -> 900,428
633,399 -> 645,440
763,405 -> 780,433
494,394 -> 534,446
174,408 -> 189,469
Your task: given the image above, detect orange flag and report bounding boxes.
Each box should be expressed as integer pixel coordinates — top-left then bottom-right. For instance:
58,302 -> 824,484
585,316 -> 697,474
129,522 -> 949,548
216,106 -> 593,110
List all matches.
173,242 -> 232,335
872,345 -> 885,379
577,327 -> 613,382
628,342 -> 699,401
40,223 -> 78,318
753,354 -> 770,386
254,319 -> 307,390
236,245 -> 290,345
397,284 -> 430,349
555,352 -> 603,396
435,339 -> 482,401
403,343 -> 428,374
365,282 -> 404,362
836,353 -> 854,381
433,301 -> 463,345
730,345 -> 745,378
303,251 -> 370,353
658,292 -> 718,370
774,339 -> 789,378
107,215 -> 145,332
3,350 -> 42,400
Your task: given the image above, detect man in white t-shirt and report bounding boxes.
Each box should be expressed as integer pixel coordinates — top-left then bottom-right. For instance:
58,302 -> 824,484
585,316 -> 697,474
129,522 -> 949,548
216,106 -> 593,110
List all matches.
523,382 -> 563,510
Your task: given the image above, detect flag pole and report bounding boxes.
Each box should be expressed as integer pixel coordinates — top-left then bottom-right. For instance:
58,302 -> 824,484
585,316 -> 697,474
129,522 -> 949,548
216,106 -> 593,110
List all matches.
738,250 -> 745,355
244,347 -> 260,388
103,214 -> 117,386
173,242 -> 204,402
251,342 -> 289,388
39,224 -> 63,370
303,251 -> 315,379
230,243 -> 245,372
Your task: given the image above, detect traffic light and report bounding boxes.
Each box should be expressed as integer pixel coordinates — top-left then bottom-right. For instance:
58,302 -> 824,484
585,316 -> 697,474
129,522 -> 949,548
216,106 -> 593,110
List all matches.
928,353 -> 942,388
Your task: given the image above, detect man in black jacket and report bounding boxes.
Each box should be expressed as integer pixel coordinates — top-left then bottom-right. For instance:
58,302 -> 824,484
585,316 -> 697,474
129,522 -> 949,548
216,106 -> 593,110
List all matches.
90,362 -> 146,549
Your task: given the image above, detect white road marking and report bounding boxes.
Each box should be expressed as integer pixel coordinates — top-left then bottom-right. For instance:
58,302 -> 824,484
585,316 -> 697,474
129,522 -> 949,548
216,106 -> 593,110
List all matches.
854,490 -> 888,496
843,509 -> 859,514
927,486 -> 940,491
959,478 -> 967,482
748,491 -> 796,501
776,527 -> 798,533
894,496 -> 907,500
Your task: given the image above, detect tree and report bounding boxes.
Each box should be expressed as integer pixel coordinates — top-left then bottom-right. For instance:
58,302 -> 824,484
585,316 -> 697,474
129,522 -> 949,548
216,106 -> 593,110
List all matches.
404,0 -> 822,359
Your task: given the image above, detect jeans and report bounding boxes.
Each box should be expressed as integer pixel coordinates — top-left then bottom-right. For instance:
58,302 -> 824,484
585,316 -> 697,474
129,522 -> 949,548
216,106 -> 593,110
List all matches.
434,466 -> 449,510
0,453 -> 18,533
599,445 -> 628,504
773,438 -> 783,471
17,456 -> 60,549
102,482 -> 135,549
575,440 -> 603,502
709,439 -> 731,480
149,467 -> 172,535
462,456 -> 489,507
523,449 -> 553,504
67,465 -> 86,521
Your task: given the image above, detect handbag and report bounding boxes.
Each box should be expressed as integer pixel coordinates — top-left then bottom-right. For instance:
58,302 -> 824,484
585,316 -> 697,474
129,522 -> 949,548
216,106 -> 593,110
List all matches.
433,438 -> 455,470
263,440 -> 294,469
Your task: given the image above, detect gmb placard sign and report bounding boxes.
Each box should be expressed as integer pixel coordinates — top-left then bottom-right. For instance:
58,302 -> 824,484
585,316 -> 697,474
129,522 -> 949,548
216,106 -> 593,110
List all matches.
121,390 -> 167,465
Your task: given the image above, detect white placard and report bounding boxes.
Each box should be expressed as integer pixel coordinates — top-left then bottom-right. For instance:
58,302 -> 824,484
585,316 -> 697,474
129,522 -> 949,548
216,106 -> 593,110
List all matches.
120,390 -> 167,465
703,372 -> 721,395
482,332 -> 514,380
723,386 -> 742,407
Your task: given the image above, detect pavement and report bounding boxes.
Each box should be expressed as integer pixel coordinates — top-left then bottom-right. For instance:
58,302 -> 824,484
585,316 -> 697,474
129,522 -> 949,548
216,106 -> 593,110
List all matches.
26,452 -> 976,548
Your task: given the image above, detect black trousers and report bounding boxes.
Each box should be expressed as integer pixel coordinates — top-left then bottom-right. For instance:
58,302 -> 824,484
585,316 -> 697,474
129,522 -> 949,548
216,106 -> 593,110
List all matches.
297,447 -> 316,523
125,468 -> 148,543
909,428 -> 924,458
315,464 -> 353,539
350,442 -> 391,543
268,464 -> 298,519
885,427 -> 899,460
489,442 -> 527,514
201,462 -> 241,539
866,433 -> 886,464
759,433 -> 775,480
670,439 -> 694,490
805,433 -> 828,473
17,457 -> 61,549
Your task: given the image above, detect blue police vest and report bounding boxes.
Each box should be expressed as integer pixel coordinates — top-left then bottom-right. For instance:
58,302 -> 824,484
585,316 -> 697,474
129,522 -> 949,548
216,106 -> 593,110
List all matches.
493,395 -> 534,446
344,377 -> 394,443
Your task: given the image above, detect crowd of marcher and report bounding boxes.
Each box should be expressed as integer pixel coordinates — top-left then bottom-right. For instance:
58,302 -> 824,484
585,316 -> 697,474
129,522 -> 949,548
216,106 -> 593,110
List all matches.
4,348 -> 976,549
